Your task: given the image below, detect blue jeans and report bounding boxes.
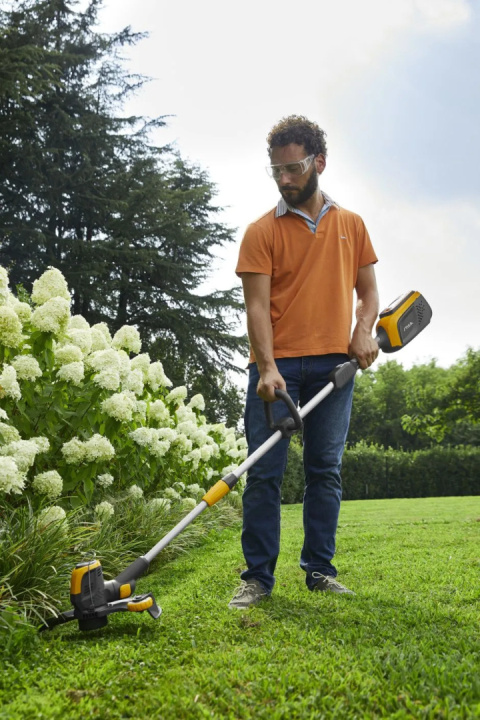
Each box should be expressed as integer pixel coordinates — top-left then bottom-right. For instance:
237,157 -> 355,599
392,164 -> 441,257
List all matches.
241,355 -> 354,593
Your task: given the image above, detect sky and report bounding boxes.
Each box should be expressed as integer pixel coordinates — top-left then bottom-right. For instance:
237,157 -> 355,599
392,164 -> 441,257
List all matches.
96,0 -> 480,382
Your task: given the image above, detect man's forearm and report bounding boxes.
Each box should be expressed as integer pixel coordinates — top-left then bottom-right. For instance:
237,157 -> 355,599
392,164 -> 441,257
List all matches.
354,288 -> 379,334
246,306 -> 276,374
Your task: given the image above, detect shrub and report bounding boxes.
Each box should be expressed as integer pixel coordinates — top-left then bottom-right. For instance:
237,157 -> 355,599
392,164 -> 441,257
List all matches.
0,266 -> 246,514
281,439 -> 480,502
0,266 -> 245,632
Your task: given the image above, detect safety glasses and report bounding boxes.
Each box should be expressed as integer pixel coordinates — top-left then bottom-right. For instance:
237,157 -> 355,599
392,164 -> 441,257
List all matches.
266,154 -> 315,180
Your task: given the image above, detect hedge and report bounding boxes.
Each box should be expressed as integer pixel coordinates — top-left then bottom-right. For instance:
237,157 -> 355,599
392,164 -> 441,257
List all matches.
281,442 -> 480,503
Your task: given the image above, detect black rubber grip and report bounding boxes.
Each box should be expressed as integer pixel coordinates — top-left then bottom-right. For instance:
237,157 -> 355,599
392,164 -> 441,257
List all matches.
264,389 -> 302,438
329,359 -> 359,389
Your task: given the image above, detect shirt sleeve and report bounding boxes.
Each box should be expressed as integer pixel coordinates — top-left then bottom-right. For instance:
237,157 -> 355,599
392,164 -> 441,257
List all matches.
356,216 -> 378,267
235,222 -> 273,276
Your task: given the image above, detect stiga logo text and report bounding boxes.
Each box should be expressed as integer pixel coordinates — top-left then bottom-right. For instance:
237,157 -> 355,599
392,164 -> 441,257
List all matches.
404,322 -> 414,332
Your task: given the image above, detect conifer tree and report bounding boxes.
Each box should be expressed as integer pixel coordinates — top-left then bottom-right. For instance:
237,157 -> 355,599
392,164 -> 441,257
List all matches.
0,0 -> 247,421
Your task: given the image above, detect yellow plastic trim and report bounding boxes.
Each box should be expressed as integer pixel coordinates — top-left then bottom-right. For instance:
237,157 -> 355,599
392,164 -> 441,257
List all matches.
119,583 -> 132,599
127,596 -> 154,612
202,480 -> 230,507
70,560 -> 100,596
376,291 -> 420,349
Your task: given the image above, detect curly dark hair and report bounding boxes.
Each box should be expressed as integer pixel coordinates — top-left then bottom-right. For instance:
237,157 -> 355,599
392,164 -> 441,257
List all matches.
267,115 -> 328,158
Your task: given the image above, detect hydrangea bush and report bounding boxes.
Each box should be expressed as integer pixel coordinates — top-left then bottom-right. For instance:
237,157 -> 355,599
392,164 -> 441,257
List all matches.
0,266 -> 247,525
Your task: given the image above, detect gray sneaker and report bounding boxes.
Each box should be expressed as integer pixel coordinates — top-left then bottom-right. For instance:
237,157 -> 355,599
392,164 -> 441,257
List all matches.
312,572 -> 355,595
228,579 -> 268,609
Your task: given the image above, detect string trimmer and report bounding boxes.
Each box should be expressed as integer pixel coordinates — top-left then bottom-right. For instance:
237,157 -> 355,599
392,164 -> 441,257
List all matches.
41,290 -> 432,632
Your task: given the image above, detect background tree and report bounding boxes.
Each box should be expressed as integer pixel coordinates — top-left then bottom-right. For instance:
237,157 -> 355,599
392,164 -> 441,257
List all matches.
402,349 -> 480,447
0,0 -> 247,422
349,352 -> 480,450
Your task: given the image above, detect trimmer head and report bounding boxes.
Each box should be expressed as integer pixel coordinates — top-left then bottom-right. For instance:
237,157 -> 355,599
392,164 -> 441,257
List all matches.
375,291 -> 432,353
41,559 -> 161,632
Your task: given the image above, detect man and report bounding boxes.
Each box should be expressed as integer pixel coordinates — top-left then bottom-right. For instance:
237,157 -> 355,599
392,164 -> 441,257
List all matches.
230,115 -> 379,609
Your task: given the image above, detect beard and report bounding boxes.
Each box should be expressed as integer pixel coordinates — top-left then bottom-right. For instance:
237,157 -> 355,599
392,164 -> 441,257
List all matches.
279,165 -> 318,207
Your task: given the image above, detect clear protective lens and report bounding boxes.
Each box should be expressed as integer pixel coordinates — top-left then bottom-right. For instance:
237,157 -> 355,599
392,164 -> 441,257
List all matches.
266,154 -> 314,180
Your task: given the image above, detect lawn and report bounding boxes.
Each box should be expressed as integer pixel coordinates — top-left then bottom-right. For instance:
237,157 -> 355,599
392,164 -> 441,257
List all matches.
1,496 -> 479,719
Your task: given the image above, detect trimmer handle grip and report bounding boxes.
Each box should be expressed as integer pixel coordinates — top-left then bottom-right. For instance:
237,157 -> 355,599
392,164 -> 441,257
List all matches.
264,389 -> 303,439
328,359 -> 360,389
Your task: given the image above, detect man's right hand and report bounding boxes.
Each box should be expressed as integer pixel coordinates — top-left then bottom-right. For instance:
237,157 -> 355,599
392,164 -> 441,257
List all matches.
256,367 -> 287,403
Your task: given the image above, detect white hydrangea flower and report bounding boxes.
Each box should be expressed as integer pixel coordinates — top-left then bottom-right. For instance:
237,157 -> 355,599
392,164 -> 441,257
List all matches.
31,268 -> 70,305
146,361 -> 172,391
184,448 -> 202,470
128,484 -> 143,500
30,436 -> 50,453
0,439 -> 38,472
95,501 -> 114,522
54,343 -> 83,365
227,448 -> 243,460
84,434 -> 115,462
174,434 -> 193,453
130,353 -> 151,377
67,328 -> 92,356
38,505 -> 67,527
86,349 -> 121,373
173,481 -> 185,492
0,266 -> 10,305
101,392 -> 136,422
123,369 -> 144,396
176,420 -> 198,437
12,355 -> 42,381
129,427 -> 155,447
209,422 -> 228,438
181,497 -> 197,512
112,326 -> 141,354
200,445 -> 214,462
68,315 -> 90,331
134,400 -> 147,420
205,467 -> 214,481
57,361 -> 84,387
0,408 -> 8,420
0,421 -> 21,443
166,386 -> 188,406
221,433 -> 237,452
93,368 -> 120,391
148,399 -> 170,424
163,487 -> 181,501
176,405 -> 196,423
32,470 -> 63,499
156,427 -> 177,442
191,429 -> 209,447
61,437 -> 86,464
236,437 -> 248,450
91,322 -> 112,343
147,497 -> 171,513
90,327 -> 110,352
0,456 -> 25,494
96,473 -> 114,488
10,299 -> 32,323
0,365 -> 21,400
150,439 -> 171,459
0,305 -> 24,347
186,483 -> 203,498
116,350 -> 131,380
31,297 -> 70,335
187,394 -> 205,412
220,464 -> 238,476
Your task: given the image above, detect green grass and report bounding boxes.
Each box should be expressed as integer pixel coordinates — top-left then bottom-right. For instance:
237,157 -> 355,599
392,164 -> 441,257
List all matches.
1,496 -> 479,719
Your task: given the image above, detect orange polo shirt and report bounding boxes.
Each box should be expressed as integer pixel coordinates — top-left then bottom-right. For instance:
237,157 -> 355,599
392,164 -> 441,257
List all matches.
235,201 -> 378,361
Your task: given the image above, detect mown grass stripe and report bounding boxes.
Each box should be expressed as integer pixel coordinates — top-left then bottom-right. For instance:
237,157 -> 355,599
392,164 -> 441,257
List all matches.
1,496 -> 479,719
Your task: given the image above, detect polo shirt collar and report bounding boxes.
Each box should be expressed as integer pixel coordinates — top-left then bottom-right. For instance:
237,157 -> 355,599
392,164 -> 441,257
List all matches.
274,191 -> 339,219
